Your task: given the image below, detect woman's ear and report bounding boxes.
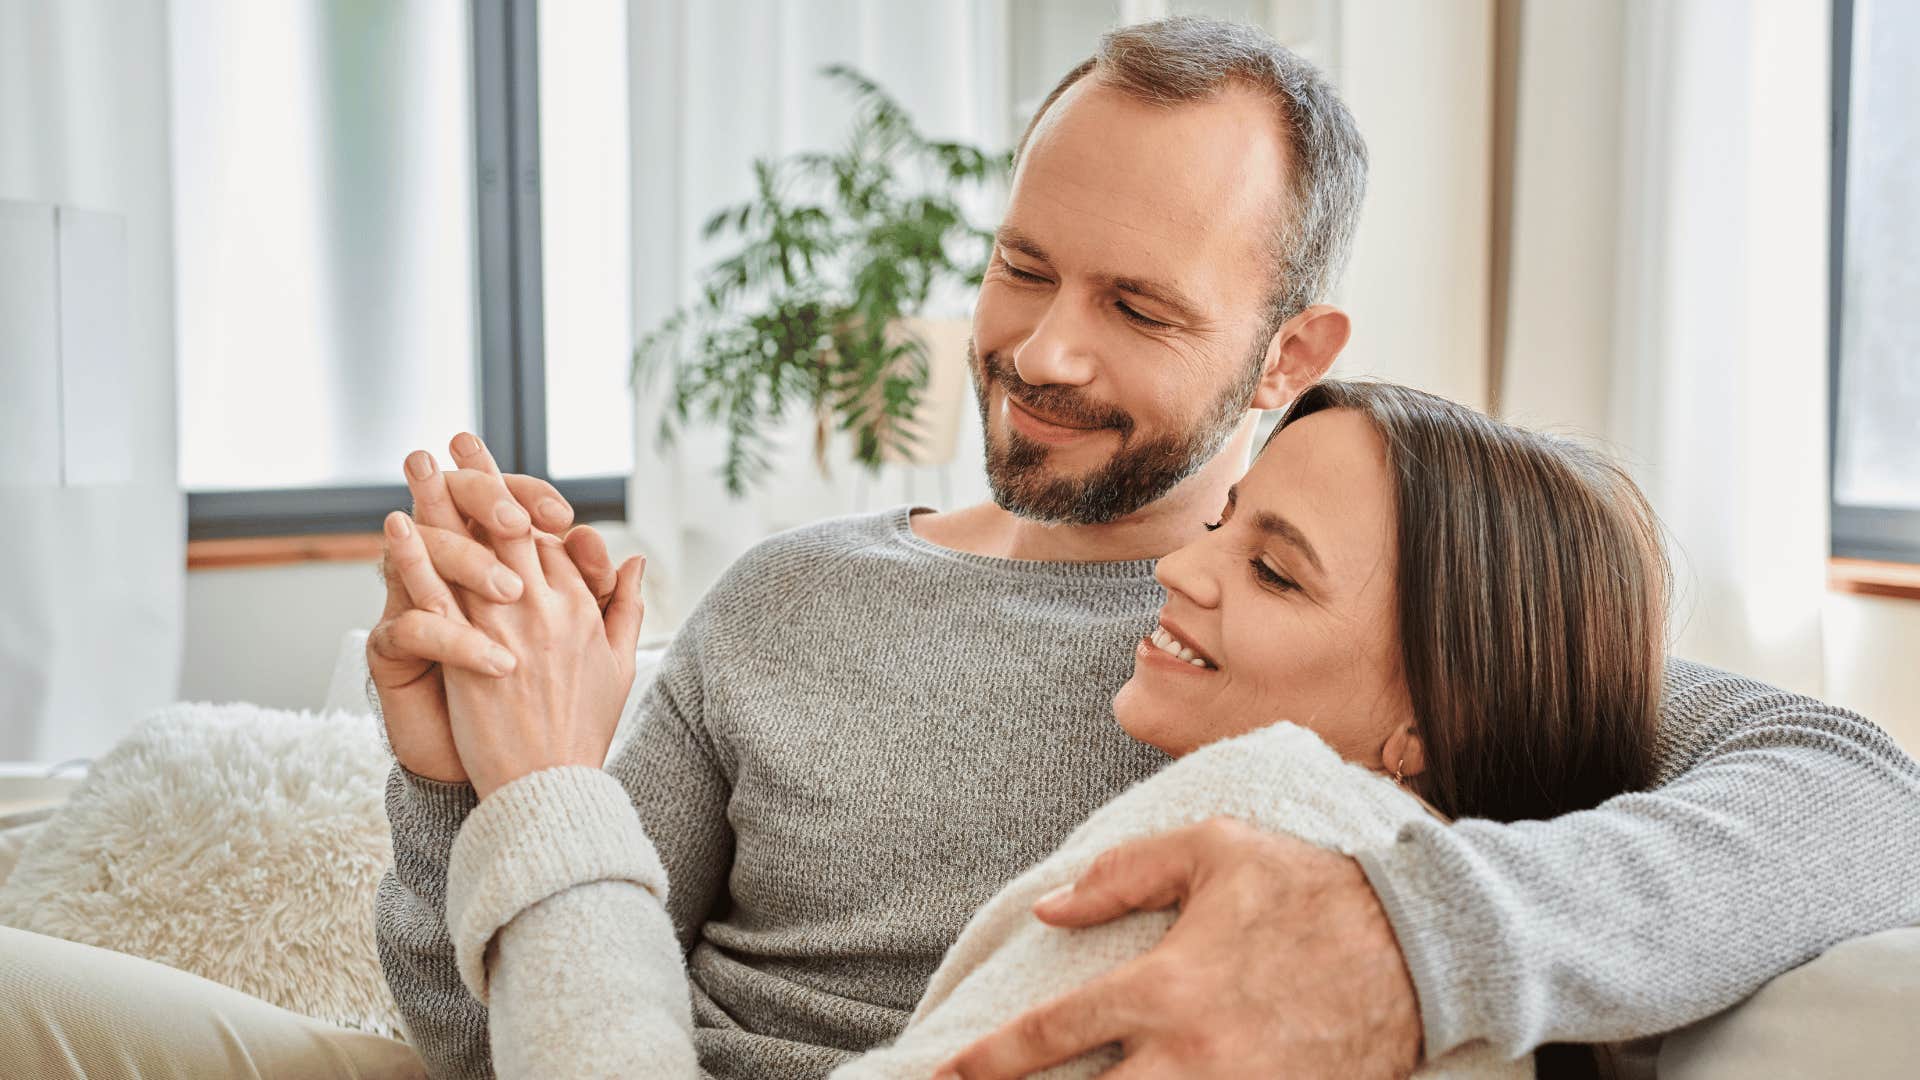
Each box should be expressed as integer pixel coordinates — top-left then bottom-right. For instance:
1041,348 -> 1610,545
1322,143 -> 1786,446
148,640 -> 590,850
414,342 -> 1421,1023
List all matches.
1250,304 -> 1351,411
1380,723 -> 1428,781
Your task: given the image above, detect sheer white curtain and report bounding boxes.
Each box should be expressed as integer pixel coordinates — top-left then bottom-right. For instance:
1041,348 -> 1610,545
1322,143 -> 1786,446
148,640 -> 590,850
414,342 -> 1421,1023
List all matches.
1500,0 -> 1830,694
0,1 -> 182,762
624,0 -> 1009,631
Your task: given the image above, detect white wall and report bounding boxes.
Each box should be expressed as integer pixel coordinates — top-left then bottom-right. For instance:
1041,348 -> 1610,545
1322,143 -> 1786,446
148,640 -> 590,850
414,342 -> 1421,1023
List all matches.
1332,0 -> 1493,409
179,563 -> 386,711
1825,594 -> 1920,755
0,0 -> 182,761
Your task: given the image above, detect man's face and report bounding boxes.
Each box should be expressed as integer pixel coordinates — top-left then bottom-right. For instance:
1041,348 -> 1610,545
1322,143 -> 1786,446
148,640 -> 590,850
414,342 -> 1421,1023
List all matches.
970,76 -> 1291,524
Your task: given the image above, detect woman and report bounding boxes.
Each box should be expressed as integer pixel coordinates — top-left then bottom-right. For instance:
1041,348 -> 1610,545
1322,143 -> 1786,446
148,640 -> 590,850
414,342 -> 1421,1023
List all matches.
401,380 -> 1669,1077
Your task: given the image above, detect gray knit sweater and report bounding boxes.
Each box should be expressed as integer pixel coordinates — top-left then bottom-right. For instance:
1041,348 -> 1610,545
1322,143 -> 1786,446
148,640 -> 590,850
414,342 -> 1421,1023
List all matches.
376,506 -> 1920,1078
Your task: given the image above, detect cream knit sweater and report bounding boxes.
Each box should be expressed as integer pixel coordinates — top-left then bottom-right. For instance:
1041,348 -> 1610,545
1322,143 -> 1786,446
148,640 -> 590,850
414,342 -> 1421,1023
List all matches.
445,722 -> 1527,1078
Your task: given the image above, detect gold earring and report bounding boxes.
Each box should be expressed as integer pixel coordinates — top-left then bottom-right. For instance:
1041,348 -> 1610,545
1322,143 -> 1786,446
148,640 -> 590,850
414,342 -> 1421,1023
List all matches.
1390,751 -> 1406,786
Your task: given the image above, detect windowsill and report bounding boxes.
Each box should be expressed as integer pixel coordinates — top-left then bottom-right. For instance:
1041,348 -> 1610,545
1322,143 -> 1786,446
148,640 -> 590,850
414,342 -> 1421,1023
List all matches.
1828,557 -> 1920,602
187,533 -> 384,570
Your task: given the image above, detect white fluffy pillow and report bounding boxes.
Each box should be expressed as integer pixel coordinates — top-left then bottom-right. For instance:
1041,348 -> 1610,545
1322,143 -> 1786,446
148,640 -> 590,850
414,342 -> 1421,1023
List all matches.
0,702 -> 402,1037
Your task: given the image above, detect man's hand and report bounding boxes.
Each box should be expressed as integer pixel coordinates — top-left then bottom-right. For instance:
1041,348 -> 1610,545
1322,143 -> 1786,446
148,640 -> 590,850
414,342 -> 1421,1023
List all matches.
934,818 -> 1423,1079
367,432 -> 618,783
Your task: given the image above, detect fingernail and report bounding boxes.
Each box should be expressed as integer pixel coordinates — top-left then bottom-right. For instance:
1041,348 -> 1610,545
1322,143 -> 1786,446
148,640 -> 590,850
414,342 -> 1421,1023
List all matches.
1034,882 -> 1074,911
454,433 -> 480,457
539,499 -> 568,525
406,451 -> 434,480
492,568 -> 523,600
386,511 -> 411,539
486,647 -> 515,675
495,502 -> 529,531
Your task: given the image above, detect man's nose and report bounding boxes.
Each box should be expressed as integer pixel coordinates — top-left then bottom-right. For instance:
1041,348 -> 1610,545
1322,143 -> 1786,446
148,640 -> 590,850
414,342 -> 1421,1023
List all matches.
1011,296 -> 1098,388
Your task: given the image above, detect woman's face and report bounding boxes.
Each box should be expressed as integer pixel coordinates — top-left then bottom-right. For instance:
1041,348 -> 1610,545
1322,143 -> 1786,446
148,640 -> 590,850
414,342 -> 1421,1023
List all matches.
1112,407 -> 1415,765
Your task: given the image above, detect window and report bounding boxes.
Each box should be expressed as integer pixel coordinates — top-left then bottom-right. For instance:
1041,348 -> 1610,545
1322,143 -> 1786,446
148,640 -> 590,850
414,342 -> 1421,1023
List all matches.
175,0 -> 628,539
1831,0 -> 1920,563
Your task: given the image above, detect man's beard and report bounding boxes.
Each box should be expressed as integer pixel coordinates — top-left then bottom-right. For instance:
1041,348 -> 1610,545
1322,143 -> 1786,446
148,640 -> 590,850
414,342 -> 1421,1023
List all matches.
969,341 -> 1262,525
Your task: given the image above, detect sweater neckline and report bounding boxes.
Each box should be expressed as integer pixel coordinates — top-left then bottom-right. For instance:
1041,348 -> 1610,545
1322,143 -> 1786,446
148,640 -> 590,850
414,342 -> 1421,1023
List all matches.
887,505 -> 1162,585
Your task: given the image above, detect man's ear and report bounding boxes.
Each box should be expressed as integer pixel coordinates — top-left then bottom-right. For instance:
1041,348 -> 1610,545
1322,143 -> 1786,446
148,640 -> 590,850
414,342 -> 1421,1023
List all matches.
1249,304 -> 1351,411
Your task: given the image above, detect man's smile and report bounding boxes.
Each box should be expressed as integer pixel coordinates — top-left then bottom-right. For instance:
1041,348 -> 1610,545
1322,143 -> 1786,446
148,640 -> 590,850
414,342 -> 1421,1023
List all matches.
1003,393 -> 1109,444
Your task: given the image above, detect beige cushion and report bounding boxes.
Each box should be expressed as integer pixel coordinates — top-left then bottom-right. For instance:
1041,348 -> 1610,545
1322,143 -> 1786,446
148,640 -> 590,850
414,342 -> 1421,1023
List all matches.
0,815 -> 49,888
0,703 -> 401,1038
1658,927 -> 1920,1079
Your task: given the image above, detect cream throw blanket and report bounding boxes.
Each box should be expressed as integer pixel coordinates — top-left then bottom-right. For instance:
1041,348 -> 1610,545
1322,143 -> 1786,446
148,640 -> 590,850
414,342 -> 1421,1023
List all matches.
446,722 -> 1527,1077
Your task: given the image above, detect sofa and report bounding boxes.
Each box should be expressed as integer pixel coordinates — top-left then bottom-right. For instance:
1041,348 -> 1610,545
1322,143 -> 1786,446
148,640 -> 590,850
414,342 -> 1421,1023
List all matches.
0,630 -> 1913,1077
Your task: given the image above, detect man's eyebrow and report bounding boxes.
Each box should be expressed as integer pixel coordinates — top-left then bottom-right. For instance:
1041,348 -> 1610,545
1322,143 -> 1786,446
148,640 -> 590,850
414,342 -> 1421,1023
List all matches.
1110,275 -> 1206,325
1225,484 -> 1326,575
994,226 -> 1207,325
994,227 -> 1052,264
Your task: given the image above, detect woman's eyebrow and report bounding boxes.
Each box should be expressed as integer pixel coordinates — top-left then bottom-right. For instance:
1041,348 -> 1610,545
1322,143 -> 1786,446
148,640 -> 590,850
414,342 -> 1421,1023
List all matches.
1226,484 -> 1325,575
1249,510 -> 1326,576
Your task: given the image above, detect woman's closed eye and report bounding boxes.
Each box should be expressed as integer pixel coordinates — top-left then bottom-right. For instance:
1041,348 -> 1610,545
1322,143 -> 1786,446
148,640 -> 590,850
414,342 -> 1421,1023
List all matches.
1250,559 -> 1300,593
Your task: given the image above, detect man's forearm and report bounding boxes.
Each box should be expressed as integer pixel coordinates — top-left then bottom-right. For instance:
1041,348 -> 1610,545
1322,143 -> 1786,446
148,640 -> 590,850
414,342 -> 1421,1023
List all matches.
1357,667 -> 1920,1059
375,764 -> 493,1080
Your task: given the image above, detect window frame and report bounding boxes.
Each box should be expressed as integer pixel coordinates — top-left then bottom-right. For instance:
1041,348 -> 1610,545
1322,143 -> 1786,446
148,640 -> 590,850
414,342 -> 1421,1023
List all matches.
1829,0 -> 1920,565
184,0 -> 625,541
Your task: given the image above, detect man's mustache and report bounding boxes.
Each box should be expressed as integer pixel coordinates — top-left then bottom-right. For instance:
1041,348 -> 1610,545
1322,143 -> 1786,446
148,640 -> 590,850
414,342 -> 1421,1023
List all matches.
981,350 -> 1135,437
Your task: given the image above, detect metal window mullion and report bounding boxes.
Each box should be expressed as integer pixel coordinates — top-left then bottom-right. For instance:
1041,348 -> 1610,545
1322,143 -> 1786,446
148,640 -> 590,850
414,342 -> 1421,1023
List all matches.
472,0 -> 546,476
507,0 -> 548,480
1828,0 -> 1853,559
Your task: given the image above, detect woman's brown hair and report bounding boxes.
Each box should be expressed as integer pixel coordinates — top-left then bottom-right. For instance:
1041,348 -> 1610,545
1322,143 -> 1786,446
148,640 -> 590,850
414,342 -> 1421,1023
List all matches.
1270,380 -> 1670,822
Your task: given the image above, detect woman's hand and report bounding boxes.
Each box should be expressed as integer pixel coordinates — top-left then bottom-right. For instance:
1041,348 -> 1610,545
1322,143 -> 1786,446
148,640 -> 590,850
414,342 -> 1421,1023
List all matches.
369,433 -> 617,786
384,440 -> 648,802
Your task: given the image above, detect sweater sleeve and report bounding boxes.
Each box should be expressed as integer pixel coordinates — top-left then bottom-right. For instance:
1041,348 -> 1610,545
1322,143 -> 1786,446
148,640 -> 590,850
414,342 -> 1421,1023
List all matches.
374,597 -> 735,1080
446,766 -> 701,1079
374,754 -> 488,1080
1355,658 -> 1920,1060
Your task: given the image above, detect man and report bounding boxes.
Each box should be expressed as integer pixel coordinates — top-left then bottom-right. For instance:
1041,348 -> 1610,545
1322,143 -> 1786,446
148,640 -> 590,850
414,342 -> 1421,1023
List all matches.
374,15 -> 1920,1079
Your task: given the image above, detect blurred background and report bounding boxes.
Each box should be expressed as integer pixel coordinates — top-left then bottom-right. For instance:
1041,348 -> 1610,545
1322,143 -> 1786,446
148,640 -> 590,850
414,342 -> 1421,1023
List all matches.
1,0 -> 1914,763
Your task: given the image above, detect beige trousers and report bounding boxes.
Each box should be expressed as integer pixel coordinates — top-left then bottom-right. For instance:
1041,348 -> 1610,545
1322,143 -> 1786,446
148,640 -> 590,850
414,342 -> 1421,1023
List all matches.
0,925 -> 426,1079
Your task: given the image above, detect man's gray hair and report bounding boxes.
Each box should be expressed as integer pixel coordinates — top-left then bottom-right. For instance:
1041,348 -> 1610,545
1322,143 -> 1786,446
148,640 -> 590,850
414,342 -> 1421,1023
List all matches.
1016,15 -> 1368,332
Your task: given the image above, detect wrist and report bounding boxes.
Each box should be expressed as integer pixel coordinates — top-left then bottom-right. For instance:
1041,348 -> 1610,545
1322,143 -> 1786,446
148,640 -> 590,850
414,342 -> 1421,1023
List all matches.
1344,854 -> 1425,1069
470,757 -> 601,802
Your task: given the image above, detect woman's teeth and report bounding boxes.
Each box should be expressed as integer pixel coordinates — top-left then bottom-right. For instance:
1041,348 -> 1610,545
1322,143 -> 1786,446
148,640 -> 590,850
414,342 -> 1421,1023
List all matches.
1150,626 -> 1214,668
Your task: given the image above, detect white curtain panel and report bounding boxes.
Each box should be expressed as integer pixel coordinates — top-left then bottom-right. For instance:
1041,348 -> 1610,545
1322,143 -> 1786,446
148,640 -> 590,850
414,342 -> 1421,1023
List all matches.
1502,0 -> 1830,695
624,0 -> 1011,631
0,2 -> 183,763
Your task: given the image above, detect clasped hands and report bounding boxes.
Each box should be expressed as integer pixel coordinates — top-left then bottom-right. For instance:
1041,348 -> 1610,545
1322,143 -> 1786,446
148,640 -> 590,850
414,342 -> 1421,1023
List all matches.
367,432 -> 646,800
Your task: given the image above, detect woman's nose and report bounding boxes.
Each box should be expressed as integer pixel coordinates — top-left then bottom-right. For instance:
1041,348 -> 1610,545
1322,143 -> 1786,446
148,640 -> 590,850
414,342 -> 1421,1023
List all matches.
1155,535 -> 1221,609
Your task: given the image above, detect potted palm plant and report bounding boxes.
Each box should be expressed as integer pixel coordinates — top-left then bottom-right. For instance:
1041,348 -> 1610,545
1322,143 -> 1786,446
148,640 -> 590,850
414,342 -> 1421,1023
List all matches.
634,66 -> 1010,495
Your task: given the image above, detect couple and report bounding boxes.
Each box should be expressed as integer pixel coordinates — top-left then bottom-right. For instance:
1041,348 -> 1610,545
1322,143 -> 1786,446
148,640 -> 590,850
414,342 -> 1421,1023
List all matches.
374,15 -> 1920,1080
382,380 -> 1657,1079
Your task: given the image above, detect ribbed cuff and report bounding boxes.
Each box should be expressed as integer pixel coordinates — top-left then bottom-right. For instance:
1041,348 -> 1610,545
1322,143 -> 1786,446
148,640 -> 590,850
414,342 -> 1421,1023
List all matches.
399,766 -> 481,815
1356,821 -> 1489,1061
445,766 -> 667,1004
383,762 -> 479,872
